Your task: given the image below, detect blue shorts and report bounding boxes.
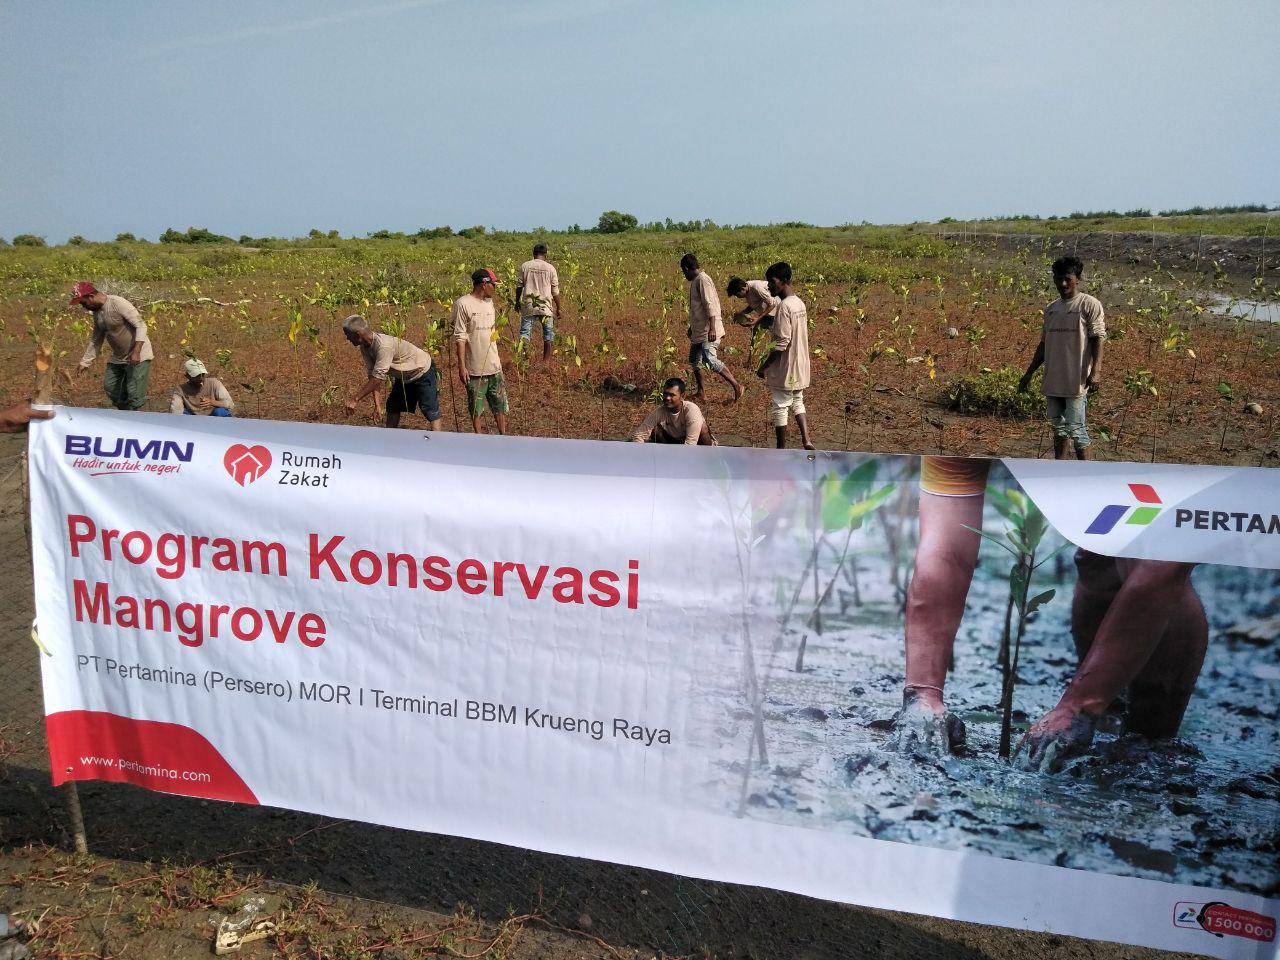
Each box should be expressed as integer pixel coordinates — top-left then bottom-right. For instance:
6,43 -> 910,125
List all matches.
1046,394 -> 1089,447
688,339 -> 726,373
388,366 -> 441,421
183,406 -> 232,417
519,315 -> 555,342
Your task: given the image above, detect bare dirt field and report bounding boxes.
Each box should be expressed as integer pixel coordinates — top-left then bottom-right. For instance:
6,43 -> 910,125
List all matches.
5,222 -> 1274,958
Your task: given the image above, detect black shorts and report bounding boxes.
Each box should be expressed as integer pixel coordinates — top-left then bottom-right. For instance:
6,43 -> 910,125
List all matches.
387,366 -> 441,421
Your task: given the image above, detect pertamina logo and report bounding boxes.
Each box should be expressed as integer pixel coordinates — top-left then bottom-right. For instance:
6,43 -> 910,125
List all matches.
1085,483 -> 1162,535
223,444 -> 272,486
1173,901 -> 1275,943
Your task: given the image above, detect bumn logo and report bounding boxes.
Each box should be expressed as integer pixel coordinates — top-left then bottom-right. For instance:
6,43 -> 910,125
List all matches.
1086,483 -> 1162,535
223,444 -> 272,486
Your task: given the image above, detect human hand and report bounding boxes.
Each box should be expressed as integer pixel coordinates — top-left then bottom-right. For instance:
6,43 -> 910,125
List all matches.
1012,706 -> 1098,774
1085,372 -> 1101,391
343,399 -> 357,415
885,690 -> 965,758
0,401 -> 55,434
1017,376 -> 1031,394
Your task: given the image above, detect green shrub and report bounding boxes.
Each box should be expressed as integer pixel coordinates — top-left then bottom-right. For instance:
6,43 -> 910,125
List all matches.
68,235 -> 87,245
115,232 -> 137,242
596,210 -> 637,233
13,234 -> 46,247
941,367 -> 1042,418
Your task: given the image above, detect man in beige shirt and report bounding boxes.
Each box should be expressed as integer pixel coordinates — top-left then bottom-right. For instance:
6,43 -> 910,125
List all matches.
1018,256 -> 1105,460
514,243 -> 561,362
71,282 -> 154,411
727,277 -> 779,330
630,377 -> 713,445
680,253 -> 743,404
757,261 -> 814,450
452,268 -> 508,435
342,315 -> 441,430
169,358 -> 234,417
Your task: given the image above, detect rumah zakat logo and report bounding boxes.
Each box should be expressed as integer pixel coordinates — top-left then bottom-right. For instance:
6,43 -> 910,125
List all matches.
223,444 -> 272,486
1173,901 -> 1275,942
1085,483 -> 1162,535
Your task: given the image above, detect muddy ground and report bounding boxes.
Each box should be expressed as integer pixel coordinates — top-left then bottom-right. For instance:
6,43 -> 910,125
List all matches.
698,467 -> 1279,897
0,436 -> 1216,960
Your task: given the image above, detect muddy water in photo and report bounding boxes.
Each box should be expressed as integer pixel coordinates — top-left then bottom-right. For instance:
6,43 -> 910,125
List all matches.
695,473 -> 1279,897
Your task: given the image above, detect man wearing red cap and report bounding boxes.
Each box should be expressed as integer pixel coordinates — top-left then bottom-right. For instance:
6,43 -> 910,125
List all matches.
452,268 -> 509,435
71,282 -> 154,411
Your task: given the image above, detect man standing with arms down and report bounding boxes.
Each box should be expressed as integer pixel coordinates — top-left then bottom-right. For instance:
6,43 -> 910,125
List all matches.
453,268 -> 509,435
341,315 -> 442,430
758,261 -> 813,450
514,243 -> 561,362
630,377 -> 713,445
71,282 -> 154,411
680,254 -> 743,404
1018,256 -> 1104,460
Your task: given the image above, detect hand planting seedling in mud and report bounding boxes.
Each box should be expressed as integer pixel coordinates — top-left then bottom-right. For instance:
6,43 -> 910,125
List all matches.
888,457 -> 1212,773
1014,553 -> 1207,774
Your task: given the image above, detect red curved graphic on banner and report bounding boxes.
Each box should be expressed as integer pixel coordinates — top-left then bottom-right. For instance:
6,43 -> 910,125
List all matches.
46,710 -> 258,804
223,443 -> 272,485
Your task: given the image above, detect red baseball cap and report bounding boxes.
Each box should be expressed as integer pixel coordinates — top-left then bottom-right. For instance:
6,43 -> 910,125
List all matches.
70,281 -> 99,305
471,268 -> 499,286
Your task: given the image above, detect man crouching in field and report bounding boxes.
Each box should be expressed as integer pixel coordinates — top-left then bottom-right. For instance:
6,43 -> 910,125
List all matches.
1018,256 -> 1104,460
630,377 -> 713,445
169,358 -> 234,416
71,282 -> 154,411
342,315 -> 442,430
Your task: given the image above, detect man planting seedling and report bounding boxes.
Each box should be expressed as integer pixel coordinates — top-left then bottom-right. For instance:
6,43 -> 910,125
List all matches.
727,276 -> 779,330
453,268 -> 509,435
630,377 -> 713,444
889,456 -> 1208,774
514,243 -> 561,362
757,261 -> 813,450
680,253 -> 743,404
71,281 -> 154,411
341,315 -> 442,430
1017,256 -> 1104,459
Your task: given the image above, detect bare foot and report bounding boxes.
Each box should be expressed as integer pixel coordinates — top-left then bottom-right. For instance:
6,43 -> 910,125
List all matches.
886,689 -> 965,758
1013,706 -> 1098,773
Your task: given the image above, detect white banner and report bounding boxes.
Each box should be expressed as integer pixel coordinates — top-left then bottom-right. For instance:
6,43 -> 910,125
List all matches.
28,408 -> 1279,959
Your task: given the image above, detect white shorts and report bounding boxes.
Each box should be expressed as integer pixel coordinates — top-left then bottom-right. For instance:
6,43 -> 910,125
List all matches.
770,388 -> 806,426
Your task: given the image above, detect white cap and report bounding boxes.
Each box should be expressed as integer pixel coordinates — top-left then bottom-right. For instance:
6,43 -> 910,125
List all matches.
183,358 -> 208,378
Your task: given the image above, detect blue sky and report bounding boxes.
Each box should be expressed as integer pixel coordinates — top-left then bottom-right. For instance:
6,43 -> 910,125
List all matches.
2,0 -> 1276,242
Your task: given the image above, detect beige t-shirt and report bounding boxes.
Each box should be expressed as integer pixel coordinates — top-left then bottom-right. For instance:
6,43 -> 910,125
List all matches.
169,377 -> 234,415
80,295 -> 154,366
745,280 -> 779,320
452,294 -> 501,377
688,271 -> 725,344
1041,293 -> 1105,397
517,259 -> 559,317
766,295 -> 811,391
361,333 -> 431,383
631,401 -> 706,444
